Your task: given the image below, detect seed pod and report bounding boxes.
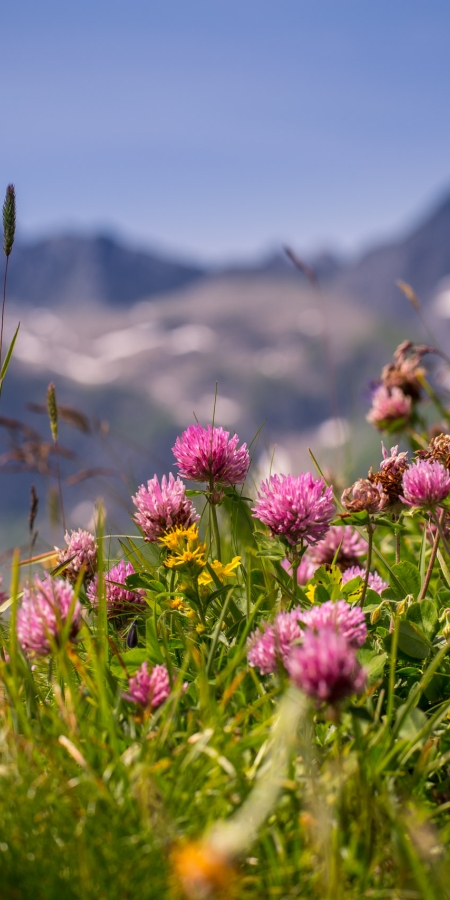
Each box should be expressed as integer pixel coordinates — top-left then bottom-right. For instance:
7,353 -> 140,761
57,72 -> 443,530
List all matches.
2,184 -> 16,257
47,382 -> 58,442
370,605 -> 382,626
127,621 -> 138,649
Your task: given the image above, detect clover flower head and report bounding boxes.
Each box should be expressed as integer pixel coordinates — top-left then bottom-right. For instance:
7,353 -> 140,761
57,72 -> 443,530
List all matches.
286,627 -> 366,704
402,459 -> 450,509
17,573 -> 82,658
300,599 -> 367,648
366,385 -> 412,431
173,424 -> 250,486
310,525 -> 367,570
252,472 -> 335,546
342,478 -> 387,514
380,443 -> 409,475
125,662 -> 170,708
247,607 -> 303,674
341,566 -> 388,595
132,473 -> 199,542
87,560 -> 145,615
56,529 -> 97,584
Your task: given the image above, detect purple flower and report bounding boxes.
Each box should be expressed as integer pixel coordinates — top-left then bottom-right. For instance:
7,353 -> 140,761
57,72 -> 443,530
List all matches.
125,662 -> 170,709
87,560 -> 146,616
17,574 -> 82,658
132,473 -> 199,542
286,627 -> 366,705
300,599 -> 367,648
310,525 -> 367,570
252,473 -> 335,546
402,459 -> 450,509
173,424 -> 250,486
56,529 -> 97,584
341,566 -> 388,595
380,443 -> 409,475
247,608 -> 303,674
366,385 -> 412,431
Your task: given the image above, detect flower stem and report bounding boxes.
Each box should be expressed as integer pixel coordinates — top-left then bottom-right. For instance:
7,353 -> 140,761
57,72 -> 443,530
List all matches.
360,521 -> 373,608
210,498 -> 222,562
420,510 -> 445,600
0,255 -> 9,369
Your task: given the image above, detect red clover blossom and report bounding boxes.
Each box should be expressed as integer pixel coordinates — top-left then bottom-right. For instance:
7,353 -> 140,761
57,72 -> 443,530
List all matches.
17,574 -> 82,658
132,473 -> 199,542
125,661 -> 170,709
87,560 -> 146,616
402,459 -> 450,509
286,628 -> 366,705
173,424 -> 250,486
56,528 -> 97,584
252,472 -> 335,546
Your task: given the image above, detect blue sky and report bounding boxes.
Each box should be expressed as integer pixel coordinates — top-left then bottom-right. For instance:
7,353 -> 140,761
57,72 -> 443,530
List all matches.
2,1 -> 450,261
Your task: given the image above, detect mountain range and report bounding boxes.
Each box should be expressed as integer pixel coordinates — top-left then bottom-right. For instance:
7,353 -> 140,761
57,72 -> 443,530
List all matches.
7,190 -> 450,314
2,189 -> 450,548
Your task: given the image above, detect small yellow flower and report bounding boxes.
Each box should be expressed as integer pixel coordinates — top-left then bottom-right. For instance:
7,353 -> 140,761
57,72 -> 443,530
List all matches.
198,556 -> 241,586
170,596 -> 184,610
185,607 -> 197,620
305,584 -> 316,604
196,623 -> 206,635
159,524 -> 200,551
171,840 -> 235,899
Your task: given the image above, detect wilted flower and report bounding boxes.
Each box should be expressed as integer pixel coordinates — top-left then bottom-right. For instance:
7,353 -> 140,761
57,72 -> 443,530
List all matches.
381,340 -> 427,401
417,433 -> 450,470
368,444 -> 409,510
247,608 -> 303,674
253,473 -> 335,546
87,560 -> 145,615
402,459 -> 450,509
173,424 -> 250,486
341,566 -> 388,595
132,473 -> 199,542
17,574 -> 82,657
300,599 -> 367,648
55,528 -> 97,584
286,627 -> 366,705
342,478 -> 387,514
366,385 -> 412,431
310,525 -> 367,570
125,661 -> 170,708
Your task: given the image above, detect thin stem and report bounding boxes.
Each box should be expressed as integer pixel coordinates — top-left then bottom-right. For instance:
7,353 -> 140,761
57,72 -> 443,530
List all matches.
360,521 -> 373,608
169,569 -> 176,596
418,513 -> 442,601
432,509 -> 450,556
0,255 -> 9,369
210,499 -> 222,562
54,439 -> 66,533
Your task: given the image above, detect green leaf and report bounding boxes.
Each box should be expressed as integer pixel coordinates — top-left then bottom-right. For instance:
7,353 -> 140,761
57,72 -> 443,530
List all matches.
146,617 -> 164,664
358,648 -> 387,683
254,532 -> 286,560
406,600 -> 438,641
397,620 -> 431,659
110,648 -> 147,678
0,321 -> 20,395
384,561 -> 421,601
396,704 -> 427,740
125,573 -> 165,592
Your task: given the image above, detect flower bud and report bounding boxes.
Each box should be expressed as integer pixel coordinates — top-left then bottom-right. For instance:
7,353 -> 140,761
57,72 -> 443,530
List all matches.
47,382 -> 58,442
127,621 -> 138,649
2,184 -> 16,257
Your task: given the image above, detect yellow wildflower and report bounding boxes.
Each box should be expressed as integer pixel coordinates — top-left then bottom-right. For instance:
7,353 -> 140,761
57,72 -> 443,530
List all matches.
170,596 -> 184,610
198,556 -> 241,586
196,623 -> 206,635
171,840 -> 235,899
159,524 -> 199,551
305,583 -> 316,604
160,525 -> 207,576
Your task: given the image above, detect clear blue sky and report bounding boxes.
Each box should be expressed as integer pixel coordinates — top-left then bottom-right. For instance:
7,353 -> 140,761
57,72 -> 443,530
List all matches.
2,1 -> 450,261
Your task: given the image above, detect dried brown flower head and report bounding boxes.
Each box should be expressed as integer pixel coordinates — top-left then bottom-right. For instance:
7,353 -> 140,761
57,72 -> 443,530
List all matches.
341,478 -> 387,514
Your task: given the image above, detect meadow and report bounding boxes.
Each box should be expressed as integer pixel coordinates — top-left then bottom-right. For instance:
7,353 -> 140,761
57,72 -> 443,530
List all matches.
2,186 -> 450,899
